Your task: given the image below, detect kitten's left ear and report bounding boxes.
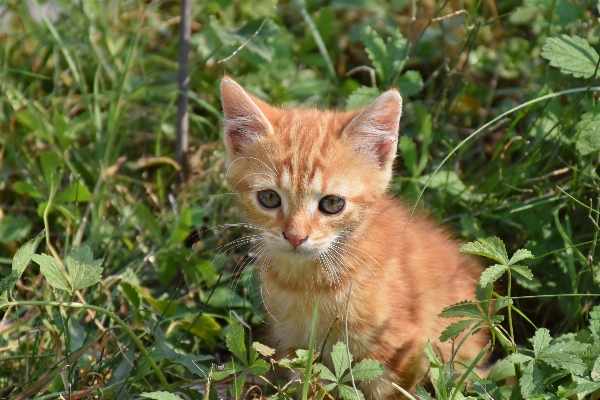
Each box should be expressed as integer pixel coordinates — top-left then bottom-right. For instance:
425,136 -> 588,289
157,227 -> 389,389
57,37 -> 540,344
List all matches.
342,90 -> 402,168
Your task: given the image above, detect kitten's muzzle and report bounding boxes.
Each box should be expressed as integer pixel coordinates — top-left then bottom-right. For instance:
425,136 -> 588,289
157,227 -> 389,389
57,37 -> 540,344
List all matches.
282,231 -> 309,249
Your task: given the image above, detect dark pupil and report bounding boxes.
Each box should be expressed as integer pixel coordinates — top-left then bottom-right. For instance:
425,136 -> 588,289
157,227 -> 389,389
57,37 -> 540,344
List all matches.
258,190 -> 281,208
319,196 -> 345,214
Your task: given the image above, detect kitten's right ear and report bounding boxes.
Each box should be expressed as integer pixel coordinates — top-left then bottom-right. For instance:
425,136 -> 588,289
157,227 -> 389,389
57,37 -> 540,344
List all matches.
221,78 -> 274,155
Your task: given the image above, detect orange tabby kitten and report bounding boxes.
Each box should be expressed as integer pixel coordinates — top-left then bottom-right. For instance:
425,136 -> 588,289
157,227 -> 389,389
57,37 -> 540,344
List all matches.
220,77 -> 488,399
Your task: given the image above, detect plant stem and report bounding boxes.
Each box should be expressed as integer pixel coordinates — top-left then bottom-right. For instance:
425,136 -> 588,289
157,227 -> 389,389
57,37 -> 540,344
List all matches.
3,300 -> 171,391
507,268 -> 515,350
302,286 -> 325,400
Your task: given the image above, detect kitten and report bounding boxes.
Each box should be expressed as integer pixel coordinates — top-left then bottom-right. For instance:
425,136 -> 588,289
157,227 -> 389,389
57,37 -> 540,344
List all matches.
220,77 -> 488,399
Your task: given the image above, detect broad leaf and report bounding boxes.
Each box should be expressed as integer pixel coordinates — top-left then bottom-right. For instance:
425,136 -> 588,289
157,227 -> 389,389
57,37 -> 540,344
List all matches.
506,353 -> 534,363
32,254 -> 71,292
331,342 -> 352,380
474,379 -> 502,400
360,26 -> 387,82
575,105 -> 600,156
65,246 -> 103,292
533,328 -> 551,357
519,361 -> 545,398
440,319 -> 478,342
590,306 -> 600,342
439,300 -> 483,319
541,34 -> 600,78
346,86 -> 380,109
508,248 -> 535,265
226,323 -> 248,365
397,70 -> 423,97
344,359 -> 382,381
314,363 -> 337,382
479,264 -> 507,287
538,342 -> 589,376
252,342 -> 275,357
460,237 -> 509,265
338,384 -> 365,400
54,182 -> 92,203
11,231 -> 45,277
511,265 -> 533,280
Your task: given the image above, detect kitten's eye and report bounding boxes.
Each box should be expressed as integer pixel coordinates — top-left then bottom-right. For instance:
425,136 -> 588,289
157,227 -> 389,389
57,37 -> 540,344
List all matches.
319,195 -> 345,215
257,190 -> 281,209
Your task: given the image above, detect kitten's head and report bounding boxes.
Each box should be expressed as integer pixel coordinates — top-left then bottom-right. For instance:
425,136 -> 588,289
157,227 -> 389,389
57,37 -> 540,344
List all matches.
220,78 -> 402,274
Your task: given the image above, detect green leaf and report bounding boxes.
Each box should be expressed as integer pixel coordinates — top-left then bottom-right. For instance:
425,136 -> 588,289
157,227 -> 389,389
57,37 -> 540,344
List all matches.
252,342 -> 275,357
233,371 -> 246,399
575,105 -> 600,156
439,300 -> 483,319
212,361 -> 243,380
508,248 -> 535,266
338,384 -> 365,400
66,246 -> 103,292
40,151 -> 63,187
32,254 -> 71,293
345,358 -> 382,381
519,361 -> 545,398
360,26 -> 387,82
460,237 -> 509,265
538,342 -> 589,376
346,86 -> 380,109
541,34 -> 600,78
0,215 -> 32,243
139,392 -> 183,400
397,70 -> 423,97
439,319 -> 478,342
226,323 -> 248,365
12,231 -> 45,277
590,306 -> 600,342
331,342 -> 351,380
399,136 -> 418,176
479,264 -> 507,287
54,182 -> 92,203
474,379 -> 502,400
532,328 -> 552,357
511,265 -> 533,280
249,358 -> 270,375
314,363 -> 337,382
414,385 -> 434,400
506,353 -> 534,364
13,181 -> 45,199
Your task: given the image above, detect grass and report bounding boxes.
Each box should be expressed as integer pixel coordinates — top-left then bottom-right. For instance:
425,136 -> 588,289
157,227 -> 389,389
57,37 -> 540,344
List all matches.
1,0 -> 599,398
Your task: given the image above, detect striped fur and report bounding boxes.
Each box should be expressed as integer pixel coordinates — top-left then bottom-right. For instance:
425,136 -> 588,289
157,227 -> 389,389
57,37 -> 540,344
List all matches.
220,78 -> 488,399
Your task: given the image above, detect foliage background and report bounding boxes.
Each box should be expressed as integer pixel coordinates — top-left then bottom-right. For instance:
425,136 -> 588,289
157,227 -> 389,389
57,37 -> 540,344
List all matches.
0,0 -> 599,398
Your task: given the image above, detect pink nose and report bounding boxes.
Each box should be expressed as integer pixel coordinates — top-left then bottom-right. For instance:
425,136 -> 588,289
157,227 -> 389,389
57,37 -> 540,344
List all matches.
282,232 -> 309,249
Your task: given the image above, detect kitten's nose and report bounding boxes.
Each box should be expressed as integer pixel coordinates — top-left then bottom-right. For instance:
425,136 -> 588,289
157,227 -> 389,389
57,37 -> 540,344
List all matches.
282,232 -> 309,249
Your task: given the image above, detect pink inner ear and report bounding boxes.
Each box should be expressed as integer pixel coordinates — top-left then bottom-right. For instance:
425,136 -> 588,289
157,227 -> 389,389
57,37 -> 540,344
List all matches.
221,78 -> 274,155
343,90 -> 402,168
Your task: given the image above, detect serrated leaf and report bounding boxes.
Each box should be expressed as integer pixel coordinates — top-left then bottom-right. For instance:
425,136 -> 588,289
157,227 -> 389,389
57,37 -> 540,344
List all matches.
493,296 -> 509,314
54,182 -> 92,203
140,392 -> 183,400
541,34 -> 600,78
338,384 -> 365,400
361,26 -> 387,82
460,237 -> 509,265
479,264 -> 507,287
511,265 -> 533,281
397,70 -> 423,97
474,379 -> 502,400
439,319 -> 478,342
346,86 -> 380,109
533,328 -> 552,356
226,323 -> 248,365
538,342 -> 588,376
32,254 -> 71,293
12,232 -> 45,277
439,300 -> 483,319
314,363 -> 337,382
560,376 -> 600,397
66,246 -> 103,292
415,385 -> 434,400
212,361 -> 243,380
519,361 -> 545,398
509,248 -> 535,265
345,358 -> 383,381
575,105 -> 600,156
506,353 -> 534,363
331,342 -> 352,380
590,306 -> 600,342
249,358 -> 270,375
252,342 -> 275,357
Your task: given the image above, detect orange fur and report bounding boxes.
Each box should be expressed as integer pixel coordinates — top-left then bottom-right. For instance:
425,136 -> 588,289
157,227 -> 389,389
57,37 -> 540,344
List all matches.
220,77 -> 488,399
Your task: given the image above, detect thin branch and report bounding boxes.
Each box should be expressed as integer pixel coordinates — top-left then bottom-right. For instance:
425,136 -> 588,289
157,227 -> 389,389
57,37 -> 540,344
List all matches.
345,66 -> 376,87
176,0 -> 191,177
